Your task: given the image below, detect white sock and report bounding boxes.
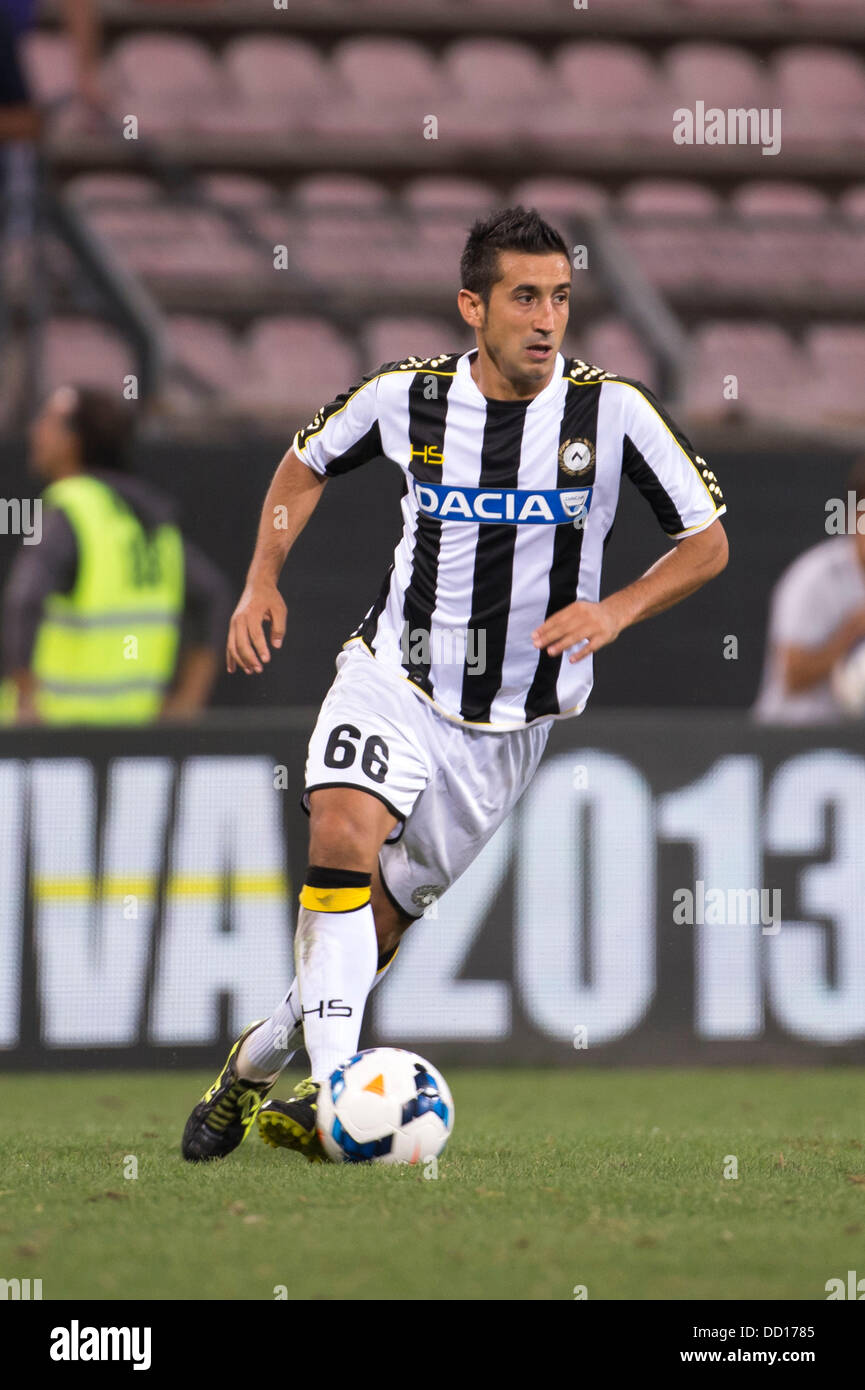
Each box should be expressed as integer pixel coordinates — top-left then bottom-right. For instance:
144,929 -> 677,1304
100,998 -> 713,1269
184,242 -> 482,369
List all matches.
238,986 -> 302,1080
296,896 -> 378,1082
239,942 -> 402,1081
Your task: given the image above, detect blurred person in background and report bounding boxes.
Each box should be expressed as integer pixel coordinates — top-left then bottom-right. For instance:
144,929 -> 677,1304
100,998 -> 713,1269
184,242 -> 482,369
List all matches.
0,384 -> 233,724
753,457 -> 865,724
0,0 -> 103,117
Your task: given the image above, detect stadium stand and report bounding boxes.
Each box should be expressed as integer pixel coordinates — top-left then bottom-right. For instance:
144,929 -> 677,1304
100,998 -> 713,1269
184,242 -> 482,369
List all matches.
1,0 -> 862,438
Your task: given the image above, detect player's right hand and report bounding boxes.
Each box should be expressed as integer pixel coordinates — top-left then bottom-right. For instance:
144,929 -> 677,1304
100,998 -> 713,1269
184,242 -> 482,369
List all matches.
226,582 -> 287,674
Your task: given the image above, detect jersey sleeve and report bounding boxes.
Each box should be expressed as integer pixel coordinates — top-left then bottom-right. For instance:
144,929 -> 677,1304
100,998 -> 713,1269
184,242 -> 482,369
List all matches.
292,366 -> 385,478
618,382 -> 726,539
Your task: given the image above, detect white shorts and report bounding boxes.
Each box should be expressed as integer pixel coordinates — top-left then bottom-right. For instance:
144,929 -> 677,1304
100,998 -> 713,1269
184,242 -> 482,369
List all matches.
303,641 -> 552,917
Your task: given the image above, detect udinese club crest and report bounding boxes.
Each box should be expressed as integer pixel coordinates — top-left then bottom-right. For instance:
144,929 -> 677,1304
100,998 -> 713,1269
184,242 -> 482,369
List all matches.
558,438 -> 595,479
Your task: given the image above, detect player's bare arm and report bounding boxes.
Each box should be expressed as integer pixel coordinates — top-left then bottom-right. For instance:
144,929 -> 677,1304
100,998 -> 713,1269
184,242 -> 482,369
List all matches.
779,604 -> 865,694
226,447 -> 326,675
533,517 -> 728,661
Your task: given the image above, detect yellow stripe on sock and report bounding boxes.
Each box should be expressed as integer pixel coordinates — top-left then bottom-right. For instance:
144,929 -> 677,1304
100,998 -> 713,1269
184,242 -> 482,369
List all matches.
299,883 -> 371,913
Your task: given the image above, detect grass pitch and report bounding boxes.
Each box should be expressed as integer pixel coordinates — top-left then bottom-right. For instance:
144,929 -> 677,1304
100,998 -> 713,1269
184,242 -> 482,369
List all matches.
0,1068 -> 862,1301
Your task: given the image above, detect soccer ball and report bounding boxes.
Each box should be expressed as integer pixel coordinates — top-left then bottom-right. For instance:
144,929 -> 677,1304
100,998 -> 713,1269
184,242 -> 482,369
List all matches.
316,1048 -> 454,1165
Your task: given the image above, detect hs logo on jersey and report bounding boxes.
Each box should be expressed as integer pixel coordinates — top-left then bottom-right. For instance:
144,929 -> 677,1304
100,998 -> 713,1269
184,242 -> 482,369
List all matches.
410,444 -> 443,467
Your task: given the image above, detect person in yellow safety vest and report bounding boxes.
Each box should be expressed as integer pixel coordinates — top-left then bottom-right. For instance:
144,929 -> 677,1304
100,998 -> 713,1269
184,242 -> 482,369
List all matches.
0,384 -> 233,725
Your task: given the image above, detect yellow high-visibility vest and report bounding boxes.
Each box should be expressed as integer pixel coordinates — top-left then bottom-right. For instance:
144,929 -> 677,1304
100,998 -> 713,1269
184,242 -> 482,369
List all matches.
5,474 -> 185,724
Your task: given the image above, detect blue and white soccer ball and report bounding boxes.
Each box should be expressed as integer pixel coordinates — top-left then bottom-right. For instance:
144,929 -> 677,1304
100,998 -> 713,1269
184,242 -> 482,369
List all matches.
316,1048 -> 454,1165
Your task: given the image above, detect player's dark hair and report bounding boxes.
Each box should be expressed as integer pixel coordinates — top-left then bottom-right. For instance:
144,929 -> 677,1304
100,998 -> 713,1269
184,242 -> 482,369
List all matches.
460,206 -> 569,306
65,387 -> 136,473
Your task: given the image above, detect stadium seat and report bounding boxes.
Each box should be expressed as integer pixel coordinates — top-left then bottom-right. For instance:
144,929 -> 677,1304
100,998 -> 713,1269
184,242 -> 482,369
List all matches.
84,203 -> 264,279
24,3 -> 865,443
572,0 -> 669,7
773,47 -> 865,150
292,175 -> 391,210
361,317 -> 470,370
253,175 -> 411,288
401,177 -> 499,290
729,181 -> 847,295
615,180 -> 721,292
166,317 -> 246,397
104,34 -> 224,133
443,39 -> 549,138
786,0 -> 863,11
731,182 -> 830,218
664,42 -> 767,109
213,38 -> 331,135
402,177 -> 499,214
42,318 -> 135,393
807,323 -> 865,369
196,175 -> 279,210
236,317 -> 361,417
535,42 -> 666,144
679,0 -> 783,8
317,39 -> 448,138
553,41 -> 661,107
577,318 -> 660,392
618,180 -> 721,218
509,178 -> 609,220
65,174 -> 162,207
839,184 -> 865,220
462,0 -> 559,8
804,324 -> 865,426
775,45 -> 865,108
287,235 -> 421,291
839,186 -> 865,234
684,322 -> 808,425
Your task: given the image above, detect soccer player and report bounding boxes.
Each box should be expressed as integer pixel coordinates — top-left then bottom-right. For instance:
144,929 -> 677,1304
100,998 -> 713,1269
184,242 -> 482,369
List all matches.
753,457 -> 865,723
181,207 -> 728,1162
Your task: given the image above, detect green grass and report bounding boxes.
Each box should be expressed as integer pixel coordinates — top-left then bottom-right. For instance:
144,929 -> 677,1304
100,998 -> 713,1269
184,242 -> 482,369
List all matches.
0,1068 -> 863,1300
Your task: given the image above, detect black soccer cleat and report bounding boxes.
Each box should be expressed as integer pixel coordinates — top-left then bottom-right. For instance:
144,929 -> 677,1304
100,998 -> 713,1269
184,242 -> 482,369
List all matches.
258,1079 -> 328,1163
181,1021 -> 277,1162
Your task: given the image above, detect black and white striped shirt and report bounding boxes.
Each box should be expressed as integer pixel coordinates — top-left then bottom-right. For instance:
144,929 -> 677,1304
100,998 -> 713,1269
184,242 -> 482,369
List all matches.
294,350 -> 725,730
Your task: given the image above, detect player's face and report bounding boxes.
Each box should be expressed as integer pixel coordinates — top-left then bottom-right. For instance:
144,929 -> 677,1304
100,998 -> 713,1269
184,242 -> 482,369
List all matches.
29,387 -> 80,479
472,250 -> 571,393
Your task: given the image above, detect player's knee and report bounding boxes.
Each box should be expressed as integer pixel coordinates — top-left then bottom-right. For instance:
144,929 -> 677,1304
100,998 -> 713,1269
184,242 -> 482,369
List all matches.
307,803 -> 380,873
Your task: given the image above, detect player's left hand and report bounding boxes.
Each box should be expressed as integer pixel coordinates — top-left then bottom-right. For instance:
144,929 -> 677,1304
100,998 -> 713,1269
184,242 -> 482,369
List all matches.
532,598 -> 625,663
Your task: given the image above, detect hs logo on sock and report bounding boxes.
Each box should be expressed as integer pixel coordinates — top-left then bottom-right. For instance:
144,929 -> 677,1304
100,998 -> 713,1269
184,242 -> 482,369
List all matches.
302,999 -> 352,1019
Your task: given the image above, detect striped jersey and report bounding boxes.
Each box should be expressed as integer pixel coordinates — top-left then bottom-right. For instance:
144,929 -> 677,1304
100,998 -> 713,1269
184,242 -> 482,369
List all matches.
293,349 -> 726,731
